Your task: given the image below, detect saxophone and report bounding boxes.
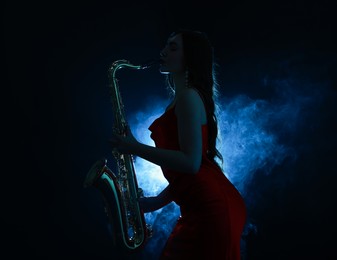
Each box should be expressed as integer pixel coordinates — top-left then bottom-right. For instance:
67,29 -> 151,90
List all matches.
84,59 -> 159,252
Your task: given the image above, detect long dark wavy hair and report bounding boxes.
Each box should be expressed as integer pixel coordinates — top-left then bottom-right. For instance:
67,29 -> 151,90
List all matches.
166,29 -> 223,171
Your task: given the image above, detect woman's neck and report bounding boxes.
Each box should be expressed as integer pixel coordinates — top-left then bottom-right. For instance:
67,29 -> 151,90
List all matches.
172,72 -> 188,99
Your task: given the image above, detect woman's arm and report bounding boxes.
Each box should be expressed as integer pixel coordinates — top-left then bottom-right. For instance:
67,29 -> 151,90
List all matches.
139,185 -> 173,213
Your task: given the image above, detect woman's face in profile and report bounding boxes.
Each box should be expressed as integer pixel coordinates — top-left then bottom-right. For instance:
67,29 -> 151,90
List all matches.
160,33 -> 186,74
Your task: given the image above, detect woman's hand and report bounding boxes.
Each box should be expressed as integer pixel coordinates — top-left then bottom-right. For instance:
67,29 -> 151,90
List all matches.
138,186 -> 172,213
109,126 -> 138,154
138,196 -> 161,213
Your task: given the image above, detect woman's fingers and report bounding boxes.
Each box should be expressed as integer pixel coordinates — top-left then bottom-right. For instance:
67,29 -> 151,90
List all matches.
108,132 -> 121,150
108,126 -> 137,155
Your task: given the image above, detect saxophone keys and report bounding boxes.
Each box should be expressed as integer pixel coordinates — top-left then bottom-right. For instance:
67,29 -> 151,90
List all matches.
146,224 -> 153,238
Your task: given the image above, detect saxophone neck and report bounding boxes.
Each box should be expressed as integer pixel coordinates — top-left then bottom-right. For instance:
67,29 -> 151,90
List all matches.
108,59 -> 161,77
139,58 -> 161,69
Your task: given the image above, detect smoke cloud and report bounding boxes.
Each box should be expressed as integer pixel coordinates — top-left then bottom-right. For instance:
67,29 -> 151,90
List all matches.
217,89 -> 308,197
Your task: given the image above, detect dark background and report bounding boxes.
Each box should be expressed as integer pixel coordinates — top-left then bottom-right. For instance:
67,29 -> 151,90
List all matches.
4,0 -> 337,259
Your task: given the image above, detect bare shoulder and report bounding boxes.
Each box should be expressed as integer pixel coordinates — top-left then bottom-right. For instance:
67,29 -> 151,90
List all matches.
175,88 -> 203,110
175,88 -> 207,124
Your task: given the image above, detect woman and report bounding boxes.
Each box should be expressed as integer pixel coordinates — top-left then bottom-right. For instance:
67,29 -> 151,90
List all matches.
109,30 -> 247,259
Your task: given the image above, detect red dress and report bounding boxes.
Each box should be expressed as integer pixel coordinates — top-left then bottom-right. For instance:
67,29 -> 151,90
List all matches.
149,105 -> 247,260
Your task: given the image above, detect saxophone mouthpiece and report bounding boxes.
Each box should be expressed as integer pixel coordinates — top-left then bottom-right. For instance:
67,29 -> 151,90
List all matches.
140,59 -> 161,69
